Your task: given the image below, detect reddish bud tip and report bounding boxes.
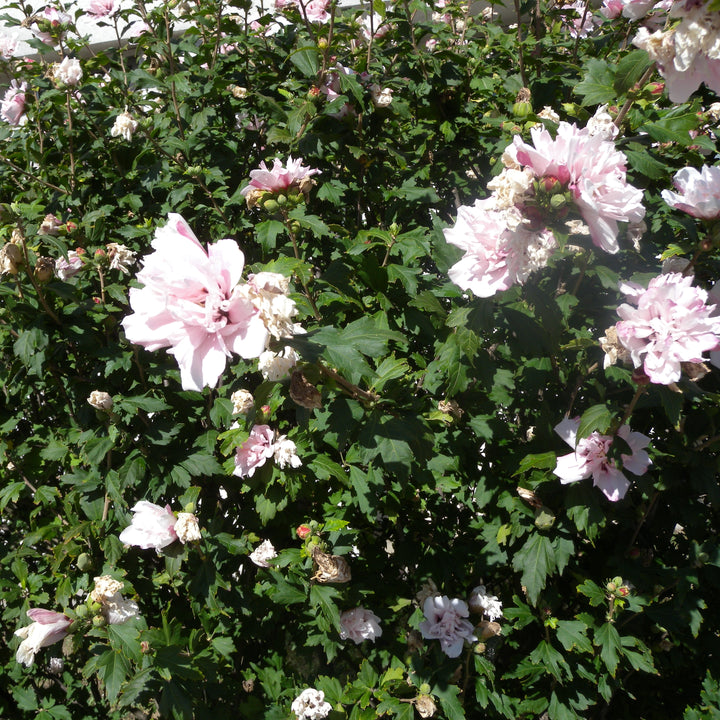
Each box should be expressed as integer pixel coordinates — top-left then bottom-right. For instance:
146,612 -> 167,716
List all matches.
296,524 -> 311,539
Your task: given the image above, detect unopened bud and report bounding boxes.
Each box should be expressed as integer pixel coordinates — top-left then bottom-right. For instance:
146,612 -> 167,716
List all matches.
34,256 -> 54,282
263,199 -> 280,213
296,524 -> 311,539
87,391 -> 113,411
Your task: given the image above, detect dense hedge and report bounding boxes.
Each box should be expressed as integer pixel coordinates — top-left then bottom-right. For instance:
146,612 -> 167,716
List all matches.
1,1 -> 720,719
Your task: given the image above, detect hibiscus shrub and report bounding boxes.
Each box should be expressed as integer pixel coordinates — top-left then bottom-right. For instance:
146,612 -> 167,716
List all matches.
1,1 -> 720,719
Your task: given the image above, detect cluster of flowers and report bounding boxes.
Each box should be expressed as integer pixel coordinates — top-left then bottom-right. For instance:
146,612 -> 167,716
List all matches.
445,118 -> 645,298
15,574 -> 139,668
600,0 -> 720,102
418,582 -> 503,658
121,213 -> 302,392
119,501 -> 202,550
233,424 -> 301,477
598,165 -> 720,387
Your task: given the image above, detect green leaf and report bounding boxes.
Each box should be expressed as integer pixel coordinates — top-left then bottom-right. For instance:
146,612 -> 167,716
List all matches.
512,533 -> 555,604
310,584 -> 342,632
431,682 -> 465,720
556,620 -> 593,654
256,219 -> 286,251
515,452 -> 557,476
288,47 -> 320,77
575,59 -> 616,106
268,573 -> 306,605
613,50 -> 653,94
576,579 -> 607,606
96,650 -> 130,702
13,685 -> 38,712
576,404 -> 613,442
288,207 -> 330,237
13,327 -> 48,375
594,623 -> 622,676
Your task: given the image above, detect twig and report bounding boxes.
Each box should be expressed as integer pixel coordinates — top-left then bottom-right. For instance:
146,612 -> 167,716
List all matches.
513,0 -> 528,88
614,66 -> 655,130
318,363 -> 379,403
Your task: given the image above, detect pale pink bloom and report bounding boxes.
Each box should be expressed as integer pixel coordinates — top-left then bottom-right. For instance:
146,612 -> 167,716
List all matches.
55,250 -> 84,280
419,595 -> 477,658
258,346 -> 298,381
1,81 -> 27,126
0,33 -> 18,58
53,57 -> 83,86
564,0 -> 600,38
445,198 -> 557,297
319,65 -> 356,118
360,13 -> 390,40
15,609 -> 71,667
339,607 -> 382,644
615,273 -> 720,384
600,0 -> 623,18
619,0 -> 660,19
125,20 -> 151,38
103,593 -> 140,624
512,122 -> 645,253
554,417 -> 650,501
110,111 -> 139,141
121,214 -> 268,391
233,424 -> 275,478
661,166 -> 720,220
87,0 -> 118,16
240,156 -> 320,196
633,5 -> 720,102
119,501 -> 178,550
303,0 -> 330,23
249,539 -> 277,567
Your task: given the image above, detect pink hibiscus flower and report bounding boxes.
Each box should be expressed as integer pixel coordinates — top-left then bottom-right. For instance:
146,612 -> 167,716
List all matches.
121,214 -> 268,391
512,122 -> 645,254
240,156 -> 320,196
445,198 -> 557,298
419,596 -> 477,658
118,501 -> 178,550
615,273 -> 720,385
661,166 -> 720,220
1,80 -> 27,126
554,417 -> 651,501
233,424 -> 276,478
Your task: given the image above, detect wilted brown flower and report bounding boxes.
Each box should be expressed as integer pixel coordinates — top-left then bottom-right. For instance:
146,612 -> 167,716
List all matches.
290,369 -> 322,409
311,547 -> 351,583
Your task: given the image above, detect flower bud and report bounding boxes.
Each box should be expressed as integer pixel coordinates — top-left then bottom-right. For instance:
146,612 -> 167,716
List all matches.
34,256 -> 54,282
87,390 -> 113,411
92,615 -> 107,627
317,37 -> 328,49
296,524 -> 311,539
263,199 -> 280,213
